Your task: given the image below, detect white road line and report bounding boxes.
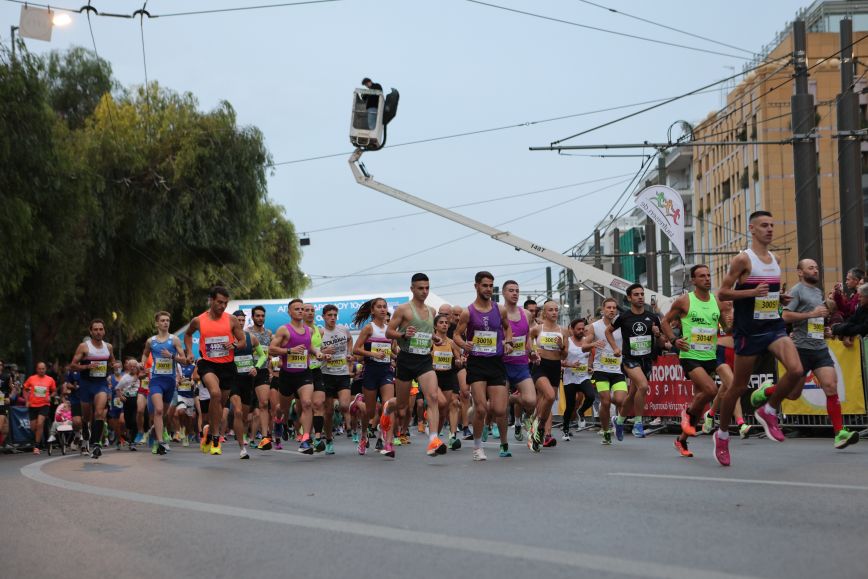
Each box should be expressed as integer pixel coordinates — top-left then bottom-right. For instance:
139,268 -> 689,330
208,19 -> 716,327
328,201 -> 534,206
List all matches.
608,472 -> 868,491
23,457 -> 760,579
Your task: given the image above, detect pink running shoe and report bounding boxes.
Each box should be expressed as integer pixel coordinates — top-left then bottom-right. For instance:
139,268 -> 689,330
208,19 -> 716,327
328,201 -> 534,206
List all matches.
349,394 -> 364,416
358,436 -> 367,456
754,406 -> 785,442
274,440 -> 283,451
380,441 -> 395,458
713,430 -> 730,467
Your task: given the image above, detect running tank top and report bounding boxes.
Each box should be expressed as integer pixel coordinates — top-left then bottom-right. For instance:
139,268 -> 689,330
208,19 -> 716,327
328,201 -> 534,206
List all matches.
365,322 -> 392,364
733,248 -> 784,336
563,336 -> 590,384
281,324 -> 311,373
431,339 -> 455,372
249,326 -> 272,350
234,331 -> 255,374
308,326 -> 323,370
80,338 -> 111,381
466,303 -> 504,357
592,319 -> 622,374
149,335 -> 178,378
198,312 -> 234,363
321,326 -> 351,376
397,304 -> 435,355
680,292 -> 720,361
503,309 -> 529,365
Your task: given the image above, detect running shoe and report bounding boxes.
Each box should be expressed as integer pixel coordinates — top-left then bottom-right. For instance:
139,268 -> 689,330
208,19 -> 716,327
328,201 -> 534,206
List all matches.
514,423 -> 524,441
352,431 -> 360,443
632,422 -> 646,438
834,428 -> 860,449
346,429 -> 353,439
601,430 -> 612,445
258,437 -> 273,451
449,434 -> 462,451
181,436 -> 190,448
712,430 -> 730,466
392,436 -> 402,447
531,416 -> 541,445
375,437 -> 384,451
33,447 -> 41,455
299,440 -> 313,455
325,441 -> 335,455
159,442 -> 170,455
750,379 -> 774,408
462,426 -> 473,440
499,443 -> 512,458
543,435 -> 557,448
380,400 -> 395,432
219,435 -> 226,444
472,448 -> 487,461
274,439 -> 283,450
358,436 -> 367,455
491,424 -> 500,438
172,431 -> 182,443
210,441 -> 222,456
611,417 -> 624,441
399,433 -> 411,446
562,430 -> 571,442
349,393 -> 364,416
280,423 -> 289,441
680,409 -> 697,437
313,438 -> 326,453
427,437 -> 447,456
674,438 -> 693,457
240,446 -> 249,459
152,443 -> 159,455
133,433 -> 143,446
578,418 -> 586,429
754,405 -> 785,442
367,426 -> 376,439
417,422 -> 426,433
380,442 -> 395,458
91,445 -> 102,459
701,411 -> 715,435
739,423 -> 751,439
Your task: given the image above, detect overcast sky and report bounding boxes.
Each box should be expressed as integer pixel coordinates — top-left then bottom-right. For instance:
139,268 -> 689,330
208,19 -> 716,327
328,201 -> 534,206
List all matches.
3,0 -> 809,306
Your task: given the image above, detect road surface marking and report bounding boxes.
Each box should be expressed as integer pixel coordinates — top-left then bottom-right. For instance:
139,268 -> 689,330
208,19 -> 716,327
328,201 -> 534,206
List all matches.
609,472 -> 868,491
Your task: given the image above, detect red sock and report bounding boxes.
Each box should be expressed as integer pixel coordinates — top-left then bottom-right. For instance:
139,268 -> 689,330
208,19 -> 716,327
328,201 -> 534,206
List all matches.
736,417 -> 744,426
707,409 -> 715,418
764,385 -> 777,398
826,395 -> 843,433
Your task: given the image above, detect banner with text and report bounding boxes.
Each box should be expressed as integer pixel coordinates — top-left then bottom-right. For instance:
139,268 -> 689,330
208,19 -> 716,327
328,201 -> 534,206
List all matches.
780,339 -> 866,415
634,184 -> 686,261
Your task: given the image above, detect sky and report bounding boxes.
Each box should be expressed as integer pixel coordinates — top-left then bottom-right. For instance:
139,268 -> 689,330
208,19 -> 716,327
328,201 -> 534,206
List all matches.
3,0 -> 810,306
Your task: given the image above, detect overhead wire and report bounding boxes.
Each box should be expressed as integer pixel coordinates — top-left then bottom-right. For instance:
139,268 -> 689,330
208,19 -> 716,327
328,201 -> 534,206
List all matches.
153,0 -> 342,18
464,0 -> 752,60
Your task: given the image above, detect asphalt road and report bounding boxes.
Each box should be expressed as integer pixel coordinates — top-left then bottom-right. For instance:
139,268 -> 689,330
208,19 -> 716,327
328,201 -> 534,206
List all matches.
1,429 -> 865,579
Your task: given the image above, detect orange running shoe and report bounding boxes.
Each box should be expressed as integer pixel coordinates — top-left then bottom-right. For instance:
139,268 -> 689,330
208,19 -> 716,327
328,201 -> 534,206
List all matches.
426,437 -> 447,456
417,422 -> 426,433
674,438 -> 693,457
680,409 -> 697,437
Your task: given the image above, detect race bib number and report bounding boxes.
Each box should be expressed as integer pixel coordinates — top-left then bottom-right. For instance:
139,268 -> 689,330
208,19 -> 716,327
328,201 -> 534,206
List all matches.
370,342 -> 392,363
154,357 -> 174,375
690,327 -> 716,352
204,336 -> 230,358
432,350 -> 453,371
139,378 -> 149,392
234,354 -> 254,374
506,335 -> 527,357
408,332 -> 433,355
629,335 -> 652,357
472,331 -> 497,354
90,361 -> 108,378
807,317 -> 825,340
600,354 -> 622,373
0,393 -> 5,406
564,363 -> 589,383
538,332 -> 561,352
270,356 -> 282,371
34,385 -> 47,398
753,292 -> 780,320
326,356 -> 347,370
285,350 -> 308,370
178,380 -> 193,393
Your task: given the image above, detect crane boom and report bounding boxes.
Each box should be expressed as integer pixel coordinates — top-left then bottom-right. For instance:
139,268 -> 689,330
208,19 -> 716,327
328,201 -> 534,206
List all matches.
348,150 -> 673,311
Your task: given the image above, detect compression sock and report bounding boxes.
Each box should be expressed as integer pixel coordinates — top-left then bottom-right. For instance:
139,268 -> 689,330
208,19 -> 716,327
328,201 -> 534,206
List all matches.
826,395 -> 843,433
313,415 -> 324,436
90,420 -> 104,445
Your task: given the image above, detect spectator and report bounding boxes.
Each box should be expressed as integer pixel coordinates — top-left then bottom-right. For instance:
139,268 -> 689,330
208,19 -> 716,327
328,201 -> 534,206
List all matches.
0,360 -> 9,446
23,362 -> 57,454
831,283 -> 868,344
832,267 -> 865,319
361,77 -> 383,129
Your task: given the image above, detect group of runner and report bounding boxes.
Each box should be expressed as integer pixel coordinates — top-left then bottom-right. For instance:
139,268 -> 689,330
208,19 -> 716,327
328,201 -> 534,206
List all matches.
30,210 -> 861,466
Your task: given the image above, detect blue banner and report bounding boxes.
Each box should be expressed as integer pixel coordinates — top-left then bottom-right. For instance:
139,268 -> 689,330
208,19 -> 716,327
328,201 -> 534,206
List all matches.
9,406 -> 33,444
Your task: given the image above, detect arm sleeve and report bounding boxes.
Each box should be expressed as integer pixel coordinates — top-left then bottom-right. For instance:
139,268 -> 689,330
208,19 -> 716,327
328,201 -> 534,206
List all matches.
254,343 -> 267,369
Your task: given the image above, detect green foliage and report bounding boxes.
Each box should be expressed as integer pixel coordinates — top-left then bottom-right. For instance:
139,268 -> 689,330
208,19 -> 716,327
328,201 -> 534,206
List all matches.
0,45 -> 306,366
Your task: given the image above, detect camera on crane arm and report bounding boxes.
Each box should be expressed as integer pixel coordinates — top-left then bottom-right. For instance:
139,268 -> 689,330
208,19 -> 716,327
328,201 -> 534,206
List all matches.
350,77 -> 399,151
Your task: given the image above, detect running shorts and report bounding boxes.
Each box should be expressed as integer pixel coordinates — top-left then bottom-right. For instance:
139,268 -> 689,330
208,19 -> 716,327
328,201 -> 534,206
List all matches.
734,327 -> 788,357
505,363 -> 532,390
621,356 -> 653,380
680,358 -> 718,377
278,370 -> 313,397
466,355 -> 506,387
592,371 -> 627,394
363,362 -> 394,391
230,372 -> 255,407
395,352 -> 435,382
322,374 -> 351,398
436,370 -> 459,393
196,359 -> 235,390
797,347 -> 834,376
78,378 -> 111,404
531,358 -> 562,386
28,406 -> 50,421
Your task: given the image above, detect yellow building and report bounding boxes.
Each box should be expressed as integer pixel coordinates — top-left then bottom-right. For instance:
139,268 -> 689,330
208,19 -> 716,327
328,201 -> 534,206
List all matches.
694,2 -> 868,290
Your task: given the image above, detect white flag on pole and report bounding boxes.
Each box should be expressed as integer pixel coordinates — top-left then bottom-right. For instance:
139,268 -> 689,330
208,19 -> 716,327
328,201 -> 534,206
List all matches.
19,5 -> 53,42
634,184 -> 686,261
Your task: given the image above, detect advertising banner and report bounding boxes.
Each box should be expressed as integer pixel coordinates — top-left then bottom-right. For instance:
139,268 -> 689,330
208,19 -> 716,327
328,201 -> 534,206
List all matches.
634,184 -> 686,261
780,339 -> 866,415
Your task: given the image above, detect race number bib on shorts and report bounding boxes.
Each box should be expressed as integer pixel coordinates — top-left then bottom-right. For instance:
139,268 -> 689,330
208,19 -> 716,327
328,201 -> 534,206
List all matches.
178,380 -> 193,393
408,332 -> 433,355
600,354 -> 622,373
234,354 -> 254,374
285,350 -> 308,370
432,350 -> 453,371
629,335 -> 651,356
690,327 -> 715,351
753,292 -> 780,320
538,332 -> 561,352
90,361 -> 108,378
113,397 -> 123,409
154,357 -> 174,375
506,335 -> 526,357
204,336 -> 230,358
472,331 -> 497,354
370,342 -> 392,362
807,317 -> 825,340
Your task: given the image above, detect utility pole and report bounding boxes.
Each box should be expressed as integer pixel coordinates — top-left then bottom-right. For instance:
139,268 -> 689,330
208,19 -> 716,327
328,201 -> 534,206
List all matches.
657,154 -> 671,296
645,218 -> 657,292
791,19 -> 823,272
836,18 -> 866,277
545,266 -> 552,299
612,227 -> 622,277
593,229 -> 602,311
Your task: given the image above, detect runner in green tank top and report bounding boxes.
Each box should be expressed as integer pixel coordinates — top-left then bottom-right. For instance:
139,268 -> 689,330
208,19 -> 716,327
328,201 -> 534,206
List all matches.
387,273 -> 449,457
662,265 -> 728,458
